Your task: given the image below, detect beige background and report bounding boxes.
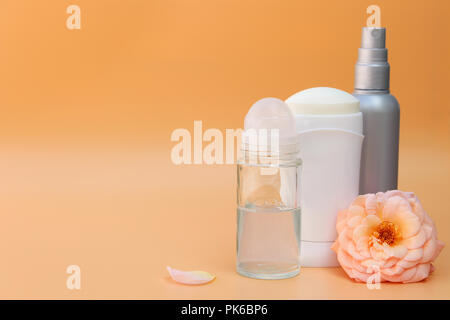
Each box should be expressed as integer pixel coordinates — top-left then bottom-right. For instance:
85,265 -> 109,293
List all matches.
0,0 -> 449,299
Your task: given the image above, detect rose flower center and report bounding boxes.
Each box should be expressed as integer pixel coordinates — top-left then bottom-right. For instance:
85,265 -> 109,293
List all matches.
373,221 -> 401,245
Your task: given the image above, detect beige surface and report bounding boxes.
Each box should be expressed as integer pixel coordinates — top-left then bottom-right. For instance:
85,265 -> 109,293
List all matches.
0,0 -> 449,299
1,145 -> 449,299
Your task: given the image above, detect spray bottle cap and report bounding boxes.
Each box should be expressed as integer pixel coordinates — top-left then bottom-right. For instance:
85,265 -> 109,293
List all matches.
354,27 -> 390,92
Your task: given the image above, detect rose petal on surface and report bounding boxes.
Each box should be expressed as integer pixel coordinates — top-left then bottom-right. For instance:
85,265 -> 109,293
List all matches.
167,266 -> 215,285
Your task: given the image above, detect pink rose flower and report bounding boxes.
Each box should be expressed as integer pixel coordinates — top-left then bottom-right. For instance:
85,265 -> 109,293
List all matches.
331,190 -> 444,283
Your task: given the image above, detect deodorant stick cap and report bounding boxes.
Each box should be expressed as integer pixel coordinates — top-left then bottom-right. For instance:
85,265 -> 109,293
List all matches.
286,87 -> 360,114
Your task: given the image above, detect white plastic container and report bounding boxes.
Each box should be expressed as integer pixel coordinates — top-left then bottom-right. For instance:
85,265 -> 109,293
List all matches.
285,87 -> 364,267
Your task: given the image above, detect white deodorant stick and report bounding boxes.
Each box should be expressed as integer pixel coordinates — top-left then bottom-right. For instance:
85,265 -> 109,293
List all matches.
286,87 -> 364,267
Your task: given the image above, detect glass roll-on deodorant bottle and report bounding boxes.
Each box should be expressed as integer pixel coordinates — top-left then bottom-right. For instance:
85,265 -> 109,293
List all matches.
237,98 -> 301,279
354,27 -> 400,194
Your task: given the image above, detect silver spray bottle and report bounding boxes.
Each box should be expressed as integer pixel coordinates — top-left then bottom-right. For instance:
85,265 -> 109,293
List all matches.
353,27 -> 400,194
